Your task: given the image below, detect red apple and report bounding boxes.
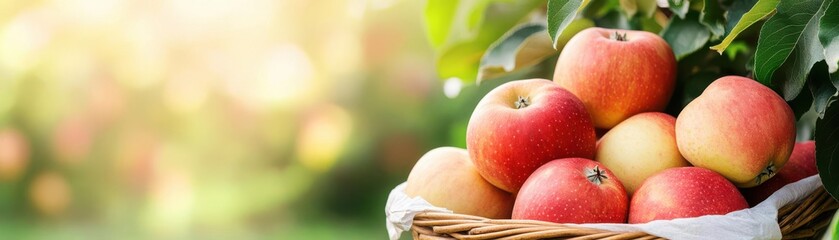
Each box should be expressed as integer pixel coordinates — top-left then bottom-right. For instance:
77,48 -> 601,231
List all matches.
676,76 -> 796,187
629,167 -> 748,223
512,158 -> 628,223
741,141 -> 818,206
553,27 -> 677,129
467,79 -> 596,193
405,147 -> 515,219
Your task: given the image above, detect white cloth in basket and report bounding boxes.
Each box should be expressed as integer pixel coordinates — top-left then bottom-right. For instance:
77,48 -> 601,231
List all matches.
385,175 -> 823,240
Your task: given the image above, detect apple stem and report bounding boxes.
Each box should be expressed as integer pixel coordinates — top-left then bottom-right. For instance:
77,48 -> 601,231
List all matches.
754,162 -> 777,185
585,166 -> 608,185
611,32 -> 628,41
515,96 -> 530,109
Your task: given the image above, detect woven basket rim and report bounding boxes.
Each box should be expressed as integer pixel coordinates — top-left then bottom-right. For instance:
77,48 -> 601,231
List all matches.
411,186 -> 839,240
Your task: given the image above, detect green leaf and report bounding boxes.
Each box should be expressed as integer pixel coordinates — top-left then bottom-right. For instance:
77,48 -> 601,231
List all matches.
481,23 -> 548,75
637,0 -> 658,18
424,0 -> 491,48
479,19 -> 594,83
432,0 -> 544,84
424,0 -> 459,48
816,95 -> 839,202
809,61 -> 838,118
552,19 -> 595,50
477,24 -> 551,82
583,0 -> 621,18
700,0 -> 725,38
632,14 -> 664,32
725,0 -> 758,36
595,10 -> 631,29
437,42 -> 486,84
724,41 -> 752,60
547,0 -> 589,48
822,0 -> 839,73
620,0 -> 658,18
754,0 -> 827,99
661,11 -> 710,60
788,84 -> 815,120
709,0 -> 779,53
834,71 -> 839,89
668,0 -> 690,18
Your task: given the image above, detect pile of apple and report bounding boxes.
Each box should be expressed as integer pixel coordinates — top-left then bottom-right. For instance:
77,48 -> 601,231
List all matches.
404,27 -> 818,224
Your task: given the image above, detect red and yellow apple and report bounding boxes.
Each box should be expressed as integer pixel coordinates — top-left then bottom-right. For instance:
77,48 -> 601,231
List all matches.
741,141 -> 818,206
467,79 -> 596,193
553,27 -> 677,129
513,158 -> 628,223
676,76 -> 796,187
595,112 -> 689,195
629,167 -> 748,223
405,147 -> 515,219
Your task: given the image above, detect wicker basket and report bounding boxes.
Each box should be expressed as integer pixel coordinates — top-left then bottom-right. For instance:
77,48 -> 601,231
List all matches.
411,186 -> 839,240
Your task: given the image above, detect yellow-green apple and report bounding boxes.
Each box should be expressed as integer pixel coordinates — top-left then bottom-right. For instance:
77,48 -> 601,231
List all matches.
467,79 -> 596,193
676,76 -> 796,188
553,28 -> 677,129
405,147 -> 514,219
740,141 -> 818,206
629,167 -> 748,223
513,158 -> 628,223
595,112 -> 689,195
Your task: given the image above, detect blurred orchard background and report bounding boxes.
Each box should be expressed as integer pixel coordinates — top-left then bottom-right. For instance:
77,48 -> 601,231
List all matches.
0,0 -> 509,239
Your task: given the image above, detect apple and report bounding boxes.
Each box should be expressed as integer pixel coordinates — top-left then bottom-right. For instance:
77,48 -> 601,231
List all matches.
405,147 -> 515,219
676,76 -> 796,188
467,79 -> 596,193
595,112 -> 690,195
553,27 -> 677,129
512,158 -> 627,223
740,141 -> 818,206
629,167 -> 748,223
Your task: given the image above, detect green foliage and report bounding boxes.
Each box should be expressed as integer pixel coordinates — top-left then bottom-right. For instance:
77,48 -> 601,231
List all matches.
661,11 -> 710,59
426,0 -> 543,84
620,0 -> 658,18
478,19 -> 594,83
479,23 -> 550,83
668,0 -> 690,19
547,0 -> 588,48
723,0 -> 757,36
809,61 -> 837,118
816,96 -> 839,202
710,0 -> 779,53
821,0 -> 839,73
424,0 -> 460,48
754,0 -> 827,100
699,0 -> 725,38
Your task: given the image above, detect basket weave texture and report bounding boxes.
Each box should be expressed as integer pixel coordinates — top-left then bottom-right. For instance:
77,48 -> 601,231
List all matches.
411,187 -> 839,240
